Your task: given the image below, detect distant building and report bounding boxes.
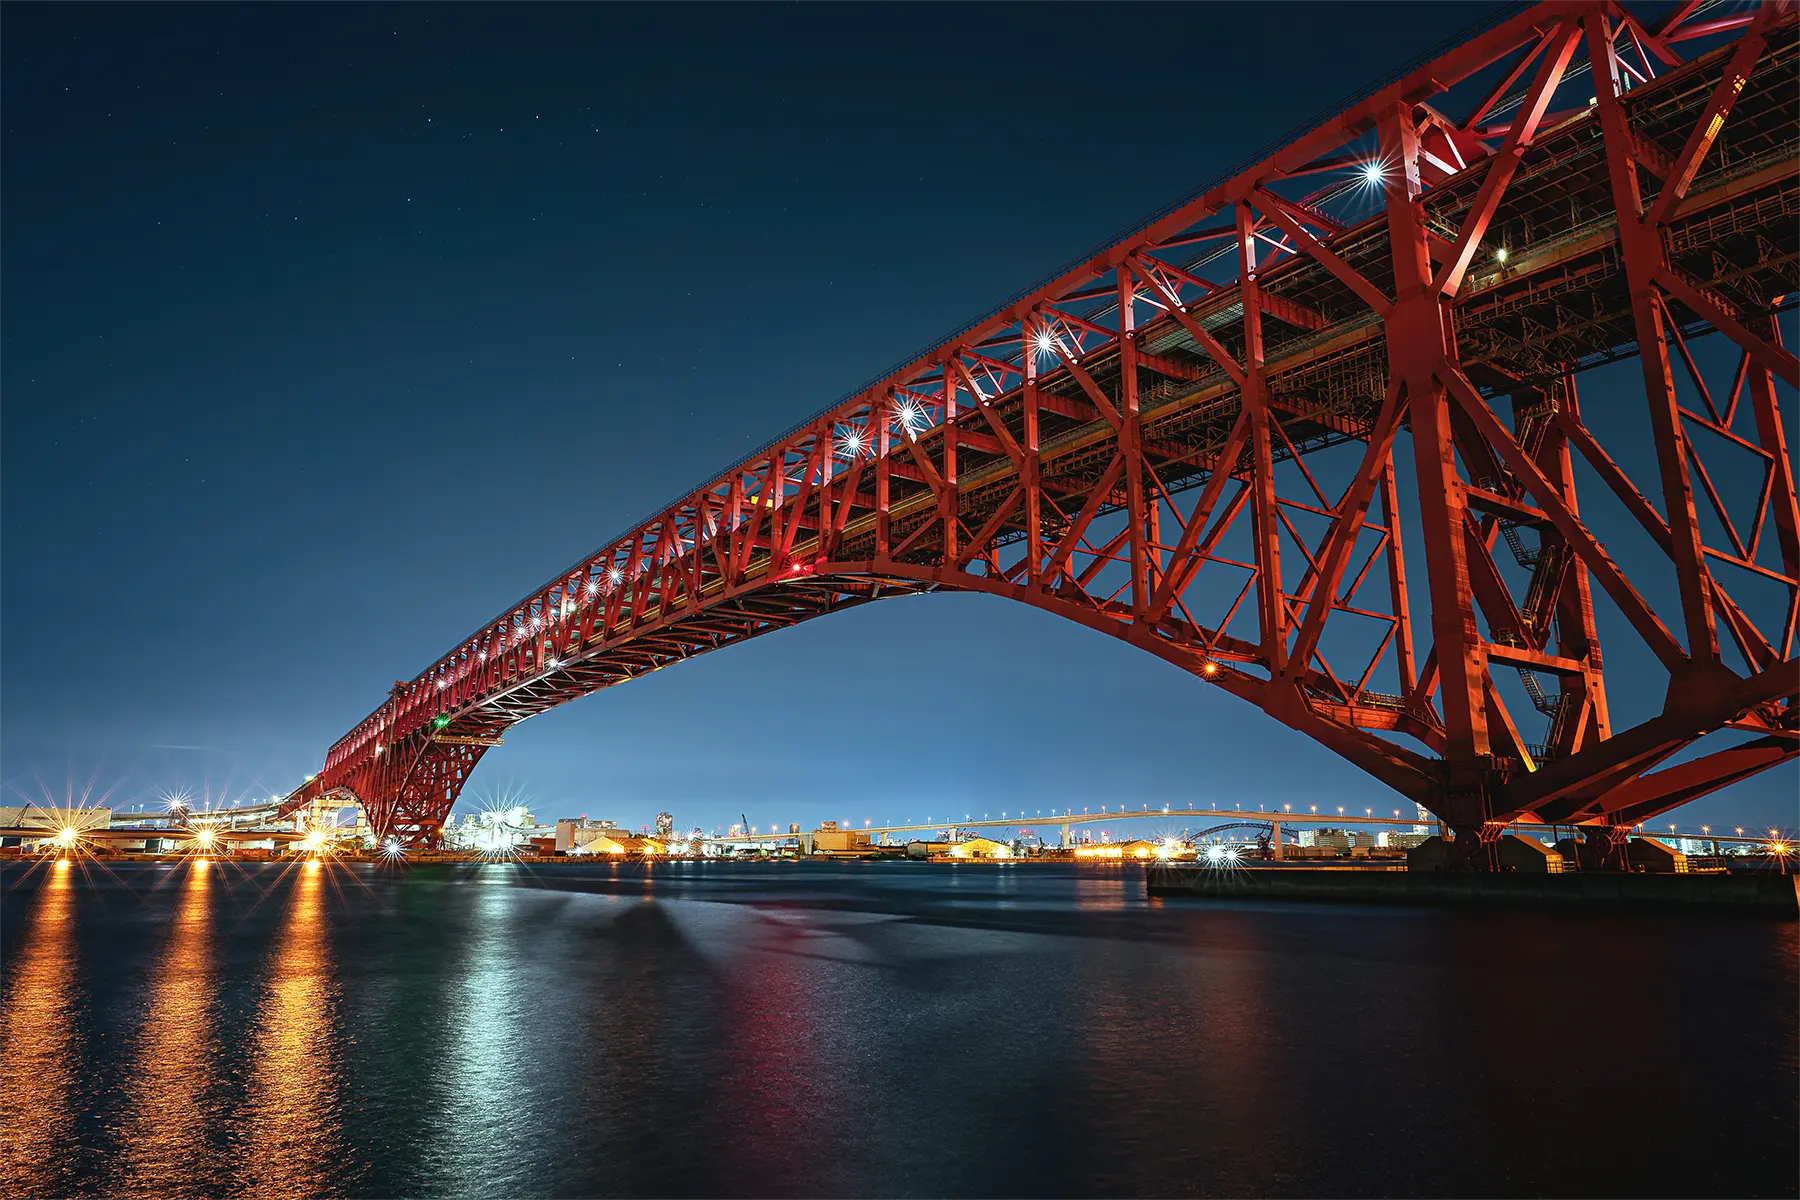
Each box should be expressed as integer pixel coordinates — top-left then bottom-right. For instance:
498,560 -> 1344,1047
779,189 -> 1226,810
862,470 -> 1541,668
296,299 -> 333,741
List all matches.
1626,836 -> 1690,873
572,832 -> 666,857
949,837 -> 1012,859
813,825 -> 872,852
1408,834 -> 1563,872
1074,840 -> 1140,860
655,812 -> 674,838
1377,830 -> 1430,850
906,841 -> 951,859
1300,828 -> 1351,851
445,808 -> 537,852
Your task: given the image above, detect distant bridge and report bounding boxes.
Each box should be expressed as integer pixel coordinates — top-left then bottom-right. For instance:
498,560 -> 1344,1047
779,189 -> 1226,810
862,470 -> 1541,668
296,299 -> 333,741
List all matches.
703,805 -> 1786,850
280,3 -> 1798,868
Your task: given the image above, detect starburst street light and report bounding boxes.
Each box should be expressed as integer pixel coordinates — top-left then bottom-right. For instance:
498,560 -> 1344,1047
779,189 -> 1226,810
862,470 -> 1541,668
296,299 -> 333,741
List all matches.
895,402 -> 924,432
836,426 -> 867,458
608,567 -> 623,585
1361,161 -> 1385,183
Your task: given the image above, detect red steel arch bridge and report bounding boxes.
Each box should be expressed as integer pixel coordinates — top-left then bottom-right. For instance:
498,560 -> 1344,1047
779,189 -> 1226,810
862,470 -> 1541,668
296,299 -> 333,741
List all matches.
283,1 -> 1800,866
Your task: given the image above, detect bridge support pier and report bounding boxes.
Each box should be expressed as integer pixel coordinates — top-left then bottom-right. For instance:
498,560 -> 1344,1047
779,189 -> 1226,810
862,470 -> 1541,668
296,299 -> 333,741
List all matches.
1447,823 -> 1506,872
1573,825 -> 1632,873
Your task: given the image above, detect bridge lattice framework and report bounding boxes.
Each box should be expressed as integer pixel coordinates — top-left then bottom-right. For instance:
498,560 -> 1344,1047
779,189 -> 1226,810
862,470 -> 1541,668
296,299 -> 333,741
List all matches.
285,1 -> 1800,867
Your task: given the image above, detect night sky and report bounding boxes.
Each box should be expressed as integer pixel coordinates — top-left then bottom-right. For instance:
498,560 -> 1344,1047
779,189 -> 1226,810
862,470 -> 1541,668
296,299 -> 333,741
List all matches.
5,3 -> 1793,835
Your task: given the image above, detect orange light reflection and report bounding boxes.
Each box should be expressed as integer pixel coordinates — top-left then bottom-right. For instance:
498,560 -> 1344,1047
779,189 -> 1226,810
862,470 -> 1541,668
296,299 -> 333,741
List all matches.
0,863 -> 82,1194
121,860 -> 218,1193
235,861 -> 342,1192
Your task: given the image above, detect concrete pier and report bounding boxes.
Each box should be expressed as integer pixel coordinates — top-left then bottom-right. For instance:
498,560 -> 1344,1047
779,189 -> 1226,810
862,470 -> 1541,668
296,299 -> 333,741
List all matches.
1145,864 -> 1799,915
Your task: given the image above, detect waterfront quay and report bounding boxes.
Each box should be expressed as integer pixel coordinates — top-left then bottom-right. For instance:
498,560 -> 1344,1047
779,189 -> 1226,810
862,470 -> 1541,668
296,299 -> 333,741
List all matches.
9,803 -> 1795,916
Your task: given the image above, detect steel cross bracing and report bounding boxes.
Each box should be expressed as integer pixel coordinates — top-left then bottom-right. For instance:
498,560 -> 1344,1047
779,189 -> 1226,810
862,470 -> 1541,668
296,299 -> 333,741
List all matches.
286,1 -> 1800,863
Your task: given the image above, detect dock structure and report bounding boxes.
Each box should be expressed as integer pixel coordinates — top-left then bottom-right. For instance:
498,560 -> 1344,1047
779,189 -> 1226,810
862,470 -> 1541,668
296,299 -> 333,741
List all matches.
1145,863 -> 1799,914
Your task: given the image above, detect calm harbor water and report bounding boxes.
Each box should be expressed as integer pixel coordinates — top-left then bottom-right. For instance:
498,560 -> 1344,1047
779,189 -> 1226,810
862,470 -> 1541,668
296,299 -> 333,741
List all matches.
1,858 -> 1794,1199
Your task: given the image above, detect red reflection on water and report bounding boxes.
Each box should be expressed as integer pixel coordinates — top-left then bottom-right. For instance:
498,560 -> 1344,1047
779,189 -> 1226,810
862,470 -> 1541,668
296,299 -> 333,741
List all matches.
234,862 -> 342,1193
121,860 -> 218,1196
0,863 -> 82,1193
708,914 -> 838,1190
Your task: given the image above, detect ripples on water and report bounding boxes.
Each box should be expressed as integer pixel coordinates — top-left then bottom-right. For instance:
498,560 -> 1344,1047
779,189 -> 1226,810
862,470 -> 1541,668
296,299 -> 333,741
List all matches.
1,859 -> 1794,1198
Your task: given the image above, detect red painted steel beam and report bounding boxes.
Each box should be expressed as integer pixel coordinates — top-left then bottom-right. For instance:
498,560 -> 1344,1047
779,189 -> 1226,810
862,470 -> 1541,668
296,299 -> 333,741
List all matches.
281,2 -> 1800,852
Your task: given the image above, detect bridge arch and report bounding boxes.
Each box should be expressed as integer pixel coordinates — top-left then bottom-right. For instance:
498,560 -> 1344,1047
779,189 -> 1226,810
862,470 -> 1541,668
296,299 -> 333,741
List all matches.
285,5 -> 1798,855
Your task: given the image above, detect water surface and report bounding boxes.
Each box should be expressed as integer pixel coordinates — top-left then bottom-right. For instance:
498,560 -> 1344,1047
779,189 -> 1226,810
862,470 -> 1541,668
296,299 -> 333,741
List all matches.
2,859 -> 1794,1198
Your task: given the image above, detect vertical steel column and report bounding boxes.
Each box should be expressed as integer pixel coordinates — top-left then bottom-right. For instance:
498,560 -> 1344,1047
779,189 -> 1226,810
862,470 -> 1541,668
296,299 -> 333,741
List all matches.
1236,201 -> 1286,673
1550,372 -> 1610,757
1380,458 -> 1419,703
1022,317 -> 1043,587
876,391 -> 893,564
1586,11 -> 1720,673
1380,102 -> 1492,836
1118,265 -> 1148,617
941,361 -> 958,564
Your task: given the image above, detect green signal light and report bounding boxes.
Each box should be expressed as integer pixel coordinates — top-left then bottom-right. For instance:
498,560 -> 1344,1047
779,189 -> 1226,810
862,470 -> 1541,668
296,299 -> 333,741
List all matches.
435,715 -> 451,729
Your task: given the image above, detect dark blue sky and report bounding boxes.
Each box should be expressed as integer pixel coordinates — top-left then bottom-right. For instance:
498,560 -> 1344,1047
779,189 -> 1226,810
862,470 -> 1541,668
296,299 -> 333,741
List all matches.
4,3 -> 1791,835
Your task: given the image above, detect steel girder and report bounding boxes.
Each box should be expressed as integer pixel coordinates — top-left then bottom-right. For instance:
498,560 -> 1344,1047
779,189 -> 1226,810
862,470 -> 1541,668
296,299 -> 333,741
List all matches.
286,1 -> 1800,854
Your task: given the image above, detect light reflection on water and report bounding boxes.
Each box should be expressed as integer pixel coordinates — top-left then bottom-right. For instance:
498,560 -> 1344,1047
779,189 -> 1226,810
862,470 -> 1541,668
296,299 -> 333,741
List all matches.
0,859 -> 1793,1199
0,861 -> 81,1195
434,875 -> 536,1197
120,860 -> 218,1197
232,861 -> 343,1195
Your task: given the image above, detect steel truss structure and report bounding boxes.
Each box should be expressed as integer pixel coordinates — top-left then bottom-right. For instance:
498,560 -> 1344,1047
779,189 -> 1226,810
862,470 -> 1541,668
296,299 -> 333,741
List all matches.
287,1 -> 1799,865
